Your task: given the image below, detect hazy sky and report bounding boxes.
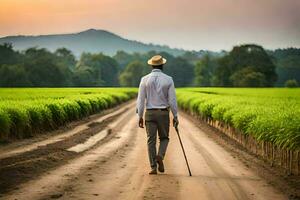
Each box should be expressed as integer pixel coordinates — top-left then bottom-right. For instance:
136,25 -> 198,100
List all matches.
0,0 -> 299,51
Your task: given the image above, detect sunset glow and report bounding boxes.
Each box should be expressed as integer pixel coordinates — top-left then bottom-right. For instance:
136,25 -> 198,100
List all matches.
0,0 -> 299,50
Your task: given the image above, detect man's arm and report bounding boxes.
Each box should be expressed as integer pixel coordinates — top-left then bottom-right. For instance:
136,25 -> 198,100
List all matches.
168,78 -> 179,127
136,78 -> 146,128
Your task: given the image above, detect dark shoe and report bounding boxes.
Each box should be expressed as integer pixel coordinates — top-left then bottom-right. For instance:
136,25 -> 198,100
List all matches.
156,155 -> 165,173
149,169 -> 157,175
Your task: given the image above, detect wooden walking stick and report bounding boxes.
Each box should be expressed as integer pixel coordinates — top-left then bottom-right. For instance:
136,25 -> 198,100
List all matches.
175,126 -> 192,176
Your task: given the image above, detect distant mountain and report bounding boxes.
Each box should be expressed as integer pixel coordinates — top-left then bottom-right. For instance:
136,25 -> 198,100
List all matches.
0,29 -> 187,56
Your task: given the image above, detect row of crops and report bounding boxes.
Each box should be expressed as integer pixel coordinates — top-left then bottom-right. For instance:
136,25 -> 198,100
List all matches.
176,88 -> 300,150
0,88 -> 137,141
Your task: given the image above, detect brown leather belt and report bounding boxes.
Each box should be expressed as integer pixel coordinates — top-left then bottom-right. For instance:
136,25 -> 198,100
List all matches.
146,108 -> 169,111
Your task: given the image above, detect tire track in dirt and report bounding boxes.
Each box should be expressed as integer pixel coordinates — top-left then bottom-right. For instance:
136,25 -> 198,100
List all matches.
0,104 -> 288,200
0,101 -> 135,160
45,110 -> 181,200
0,106 -> 134,195
49,109 -> 286,200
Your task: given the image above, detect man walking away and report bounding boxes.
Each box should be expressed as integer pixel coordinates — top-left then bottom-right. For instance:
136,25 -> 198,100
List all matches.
136,55 -> 179,175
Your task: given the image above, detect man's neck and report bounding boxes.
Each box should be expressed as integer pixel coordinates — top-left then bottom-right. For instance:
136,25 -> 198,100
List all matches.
152,69 -> 162,72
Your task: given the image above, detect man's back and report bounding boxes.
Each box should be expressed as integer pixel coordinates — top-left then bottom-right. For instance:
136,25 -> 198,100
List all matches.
142,69 -> 173,108
137,69 -> 177,118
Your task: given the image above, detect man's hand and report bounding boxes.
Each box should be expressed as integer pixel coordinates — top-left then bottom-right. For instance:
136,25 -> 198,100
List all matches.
173,117 -> 179,128
138,117 -> 144,128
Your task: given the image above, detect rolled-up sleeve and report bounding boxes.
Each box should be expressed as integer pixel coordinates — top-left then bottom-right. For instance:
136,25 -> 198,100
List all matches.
168,78 -> 178,117
136,78 -> 146,118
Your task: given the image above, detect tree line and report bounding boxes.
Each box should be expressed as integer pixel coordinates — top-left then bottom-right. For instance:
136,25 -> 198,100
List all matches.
193,45 -> 299,87
0,43 -> 298,87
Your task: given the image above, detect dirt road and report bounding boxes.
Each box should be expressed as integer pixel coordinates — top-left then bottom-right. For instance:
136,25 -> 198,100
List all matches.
0,101 -> 288,200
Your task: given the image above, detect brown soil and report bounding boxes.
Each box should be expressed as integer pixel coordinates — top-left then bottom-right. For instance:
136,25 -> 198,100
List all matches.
0,102 -> 297,200
0,101 -> 132,195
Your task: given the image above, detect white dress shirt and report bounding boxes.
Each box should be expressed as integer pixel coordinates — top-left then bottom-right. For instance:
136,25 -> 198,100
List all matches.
136,69 -> 178,118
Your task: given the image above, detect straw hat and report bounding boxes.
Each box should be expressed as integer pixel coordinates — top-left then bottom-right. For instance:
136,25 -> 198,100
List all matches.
147,55 -> 167,66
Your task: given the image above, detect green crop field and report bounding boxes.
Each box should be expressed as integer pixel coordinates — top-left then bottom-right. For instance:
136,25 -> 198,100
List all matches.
177,88 -> 300,150
0,88 -> 137,141
1,87 -> 299,151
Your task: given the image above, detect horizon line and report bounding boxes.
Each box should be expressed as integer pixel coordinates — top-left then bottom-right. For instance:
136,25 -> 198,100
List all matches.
0,28 -> 299,52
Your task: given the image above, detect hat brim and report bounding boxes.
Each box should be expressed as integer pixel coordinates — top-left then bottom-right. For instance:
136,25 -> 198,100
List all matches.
147,58 -> 167,66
